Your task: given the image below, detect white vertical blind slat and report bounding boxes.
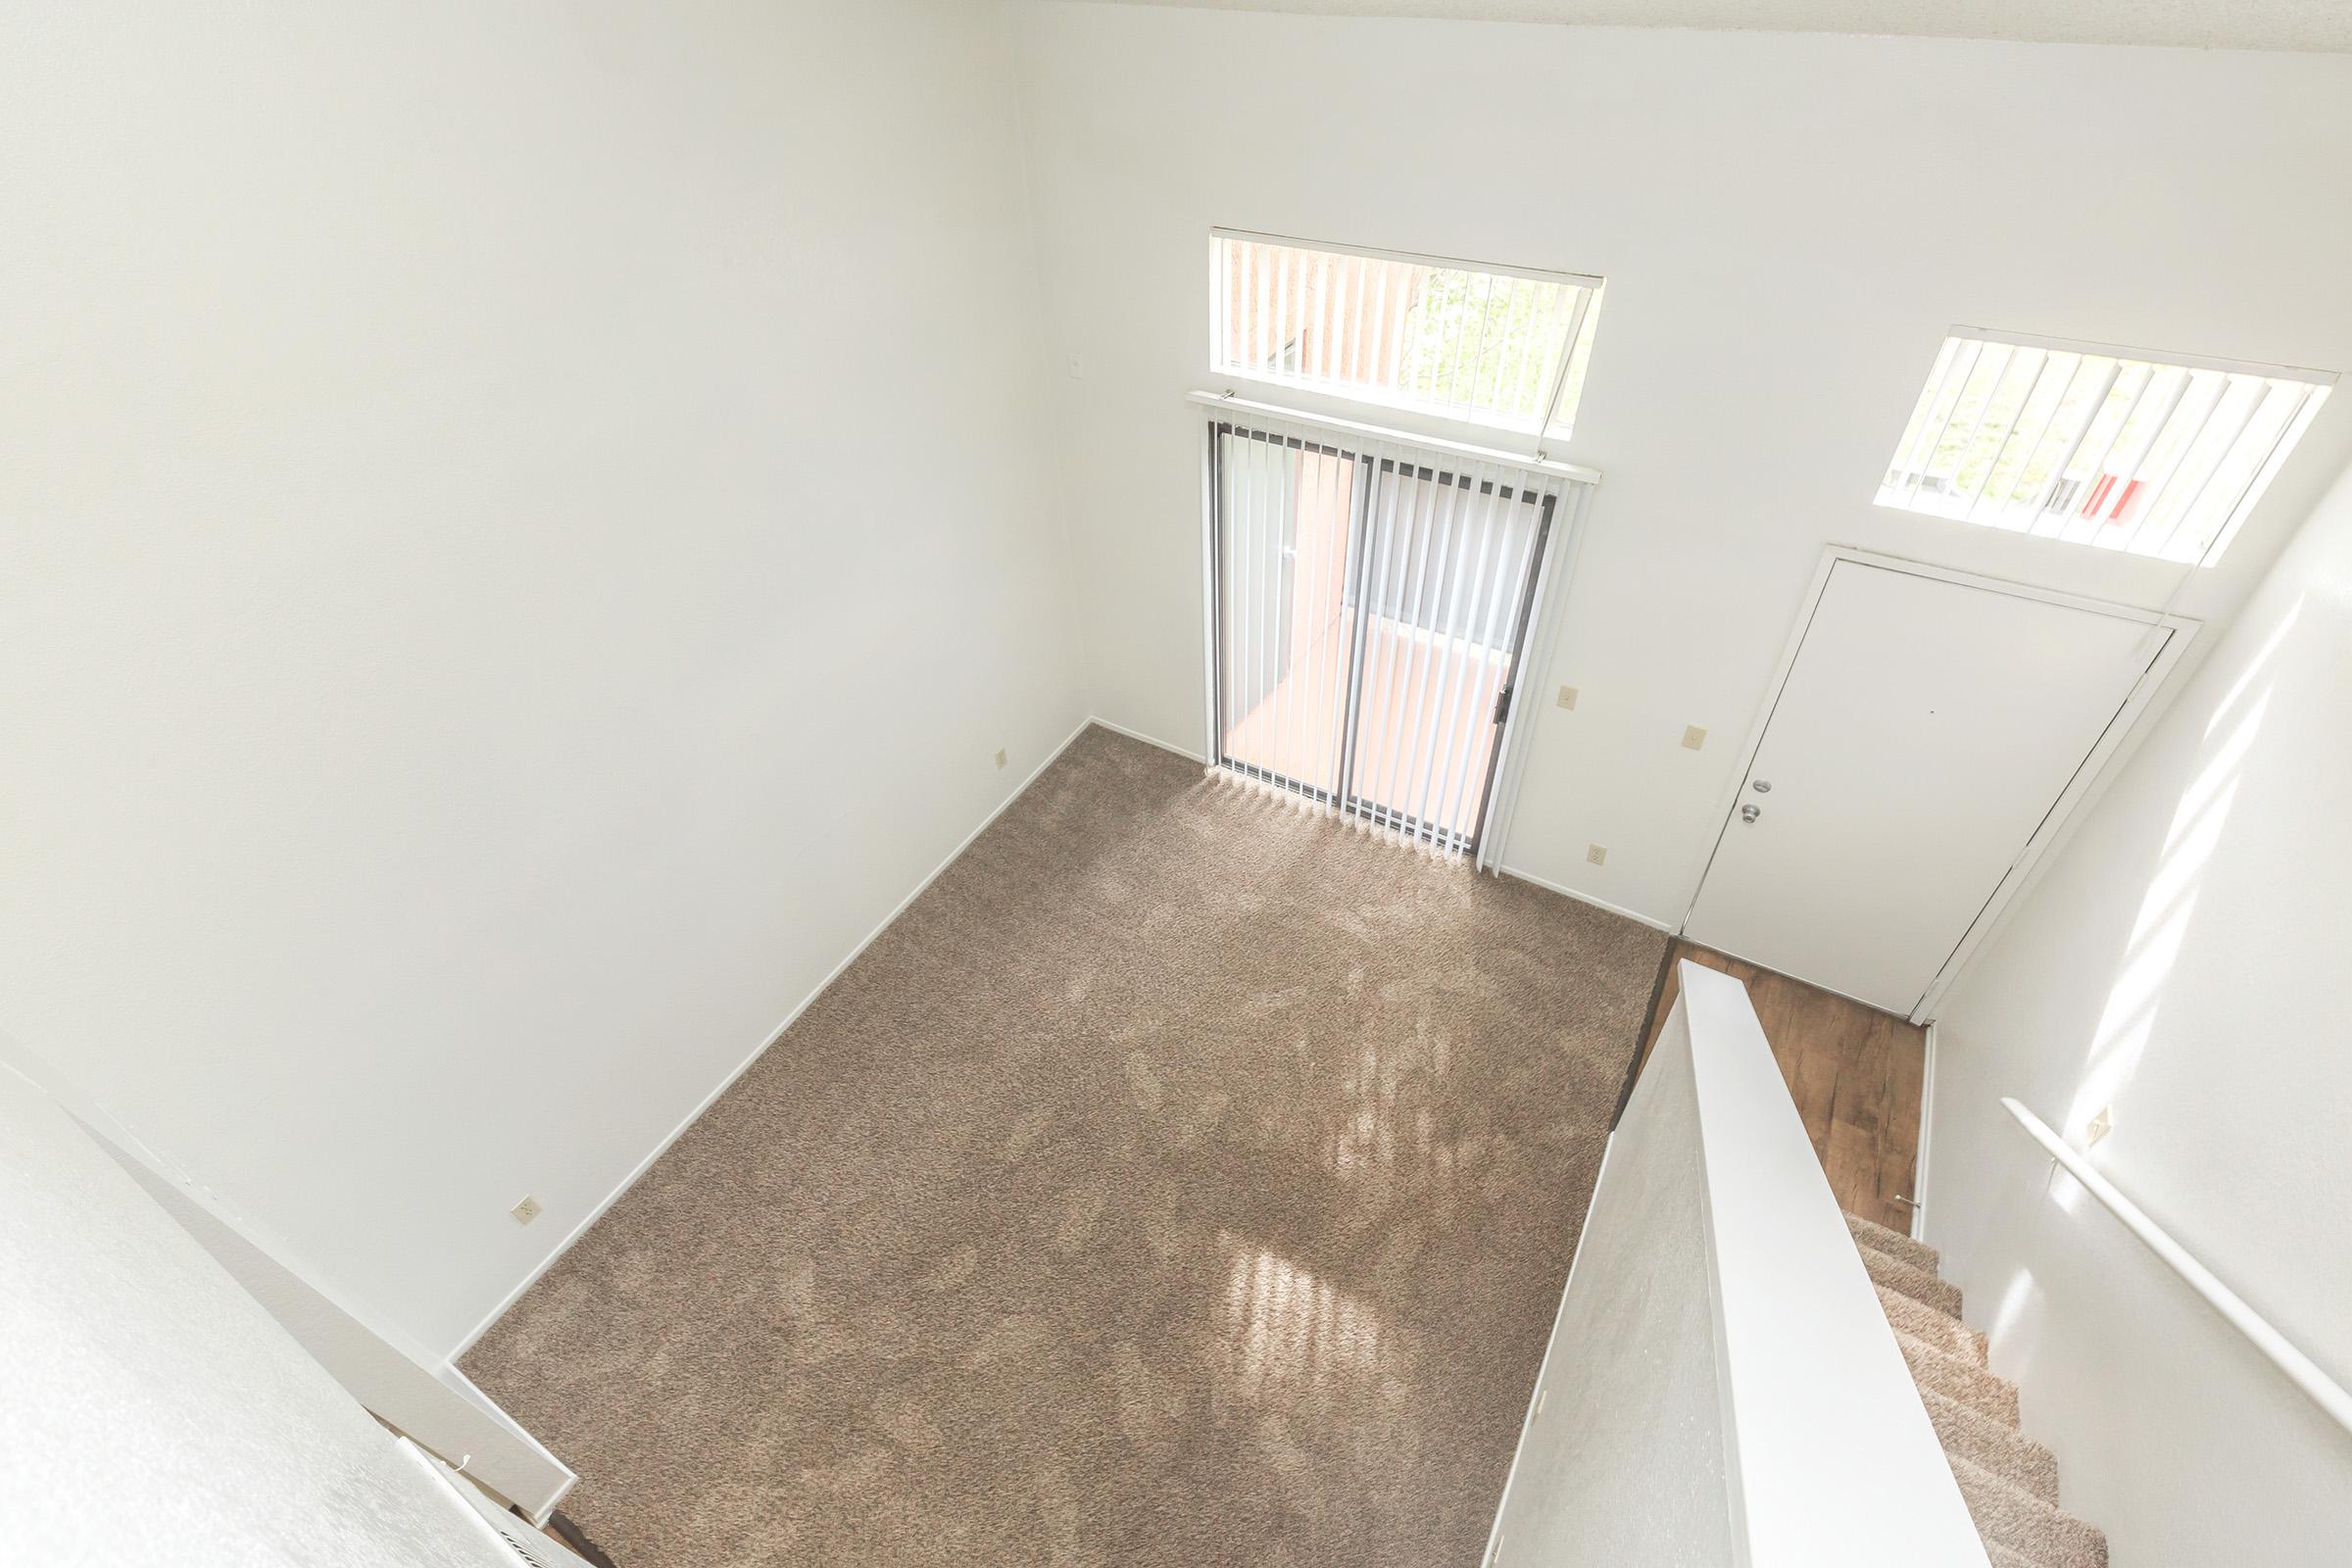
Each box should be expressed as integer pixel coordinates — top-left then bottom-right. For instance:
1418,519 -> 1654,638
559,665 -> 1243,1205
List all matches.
1947,342 -> 2018,501
1406,462 -> 1483,843
1961,348 -> 2053,522
1260,246 -> 1279,378
1430,465 -> 1512,850
1229,430 -> 1253,775
1983,350 -> 2081,523
1449,477 -> 1544,854
1232,434 -> 1250,766
1293,434 -> 1329,795
1426,471 -> 1501,854
1250,425 -> 1270,780
2089,367 -> 2196,543
1303,435 -> 1346,796
2197,382 -> 2325,563
1458,276 -> 1497,414
2052,364 -> 2155,544
1230,430 -> 1251,777
1349,441 -> 1406,813
1268,433 -> 1298,790
1317,255 -> 1336,385
2022,357 -> 2123,533
1901,337 -> 1985,504
1378,454 -> 1451,835
1367,447 -> 1433,832
2115,370 -> 2230,556
2140,376 -> 2272,562
1263,431 -> 1293,791
1279,252 -> 1298,385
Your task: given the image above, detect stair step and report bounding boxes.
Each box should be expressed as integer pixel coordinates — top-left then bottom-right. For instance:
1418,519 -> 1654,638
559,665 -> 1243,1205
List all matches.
1860,1242 -> 1964,1317
1918,1384 -> 2057,1504
1896,1330 -> 2020,1427
1948,1451 -> 2108,1568
1843,1210 -> 1938,1274
1838,1214 -> 2098,1565
1874,1283 -> 1984,1364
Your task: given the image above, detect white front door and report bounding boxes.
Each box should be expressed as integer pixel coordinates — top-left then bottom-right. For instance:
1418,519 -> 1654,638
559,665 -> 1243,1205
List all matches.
1684,557 -> 2175,1014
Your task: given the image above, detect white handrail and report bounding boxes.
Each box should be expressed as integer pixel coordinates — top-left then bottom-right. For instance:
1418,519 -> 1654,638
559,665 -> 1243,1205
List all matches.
2001,1097 -> 2352,1439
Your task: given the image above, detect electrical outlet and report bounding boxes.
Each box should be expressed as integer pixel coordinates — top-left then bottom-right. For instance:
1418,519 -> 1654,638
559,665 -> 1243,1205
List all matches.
2084,1106 -> 2114,1146
1586,844 -> 1607,865
1066,356 -> 1085,380
994,748 -> 1008,769
510,1195 -> 543,1226
1556,685 -> 1578,710
1681,724 -> 1707,751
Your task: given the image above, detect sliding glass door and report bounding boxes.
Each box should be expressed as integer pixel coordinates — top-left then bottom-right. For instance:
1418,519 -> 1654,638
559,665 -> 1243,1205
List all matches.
1209,420 -> 1557,855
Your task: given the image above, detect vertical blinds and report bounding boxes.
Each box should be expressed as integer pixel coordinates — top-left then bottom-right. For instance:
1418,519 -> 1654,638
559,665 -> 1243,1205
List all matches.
1208,414 -> 1575,861
1877,328 -> 2333,565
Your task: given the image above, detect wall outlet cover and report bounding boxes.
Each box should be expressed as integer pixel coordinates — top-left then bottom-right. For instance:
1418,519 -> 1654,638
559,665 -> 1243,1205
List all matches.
510,1196 -> 543,1225
1586,844 -> 1607,865
1556,685 -> 1578,710
1681,724 -> 1707,750
2084,1106 -> 2114,1146
994,748 -> 1008,769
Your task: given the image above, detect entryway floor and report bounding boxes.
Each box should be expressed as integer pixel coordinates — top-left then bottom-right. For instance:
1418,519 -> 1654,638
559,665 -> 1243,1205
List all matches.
1634,941 -> 1926,1234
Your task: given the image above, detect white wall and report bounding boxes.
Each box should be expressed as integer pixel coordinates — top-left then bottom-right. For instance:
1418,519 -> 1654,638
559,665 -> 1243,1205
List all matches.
1009,3 -> 2352,925
1924,451 -> 2352,1562
0,1064 -> 519,1567
1,0 -> 1085,1358
1491,993 -> 1731,1564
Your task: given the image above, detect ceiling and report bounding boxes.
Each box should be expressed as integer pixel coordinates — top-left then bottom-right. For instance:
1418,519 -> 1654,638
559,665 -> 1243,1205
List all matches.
1073,0 -> 2352,54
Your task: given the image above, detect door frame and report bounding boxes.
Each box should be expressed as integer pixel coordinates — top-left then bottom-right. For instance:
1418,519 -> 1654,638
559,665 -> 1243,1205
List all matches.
1681,546 -> 2199,1024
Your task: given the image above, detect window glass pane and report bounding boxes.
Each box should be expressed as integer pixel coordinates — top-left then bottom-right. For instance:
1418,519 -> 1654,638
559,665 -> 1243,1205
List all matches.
1875,330 -> 2331,564
1214,233 -> 1604,441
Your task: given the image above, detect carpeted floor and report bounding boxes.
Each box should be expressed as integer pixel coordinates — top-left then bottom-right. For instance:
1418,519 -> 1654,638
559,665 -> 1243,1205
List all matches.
463,725 -> 1667,1567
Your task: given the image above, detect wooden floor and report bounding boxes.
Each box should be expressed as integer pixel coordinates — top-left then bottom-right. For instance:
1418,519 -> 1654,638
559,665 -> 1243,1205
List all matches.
1632,941 -> 1926,1233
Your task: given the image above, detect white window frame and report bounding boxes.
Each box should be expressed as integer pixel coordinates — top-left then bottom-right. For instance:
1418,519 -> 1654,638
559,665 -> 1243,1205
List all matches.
1208,227 -> 1605,458
1874,325 -> 2335,566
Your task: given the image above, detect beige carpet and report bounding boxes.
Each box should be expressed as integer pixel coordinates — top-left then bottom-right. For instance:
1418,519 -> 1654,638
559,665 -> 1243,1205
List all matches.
1843,1213 -> 2109,1568
463,725 -> 1667,1566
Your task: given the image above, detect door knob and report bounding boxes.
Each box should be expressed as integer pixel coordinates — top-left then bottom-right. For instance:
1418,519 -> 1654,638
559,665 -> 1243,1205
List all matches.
1740,804 -> 1761,823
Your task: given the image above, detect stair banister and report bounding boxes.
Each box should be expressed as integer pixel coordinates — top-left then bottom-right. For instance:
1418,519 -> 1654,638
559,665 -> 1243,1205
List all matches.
1484,961 -> 1987,1566
2001,1097 -> 2352,1440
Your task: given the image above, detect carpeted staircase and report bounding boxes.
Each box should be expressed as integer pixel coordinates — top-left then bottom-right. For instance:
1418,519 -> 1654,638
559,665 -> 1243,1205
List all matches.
1843,1212 -> 2109,1568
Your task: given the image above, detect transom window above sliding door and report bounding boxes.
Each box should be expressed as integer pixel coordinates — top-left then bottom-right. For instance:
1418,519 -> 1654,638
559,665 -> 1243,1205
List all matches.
1876,327 -> 2335,565
1211,230 -> 1605,445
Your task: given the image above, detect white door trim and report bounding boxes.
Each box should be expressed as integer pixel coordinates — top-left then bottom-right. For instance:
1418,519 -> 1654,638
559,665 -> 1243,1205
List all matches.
1682,546 -> 2199,1024
1480,481 -> 1597,874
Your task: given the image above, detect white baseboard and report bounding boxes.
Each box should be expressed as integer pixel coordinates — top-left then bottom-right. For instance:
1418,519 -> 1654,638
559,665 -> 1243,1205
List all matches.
1912,1021 -> 1938,1243
1084,713 -> 1206,764
1494,862 -> 1676,933
446,712 -> 1099,1363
